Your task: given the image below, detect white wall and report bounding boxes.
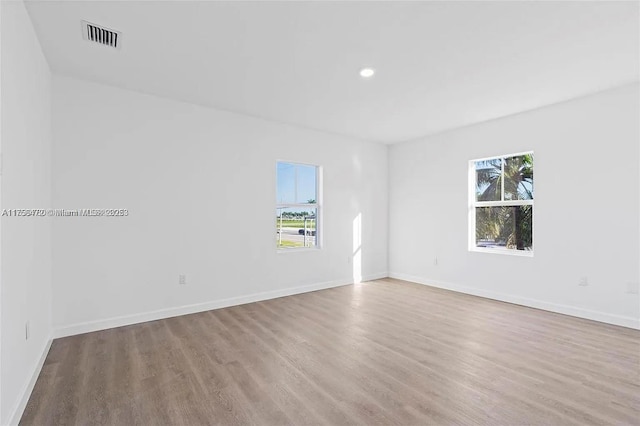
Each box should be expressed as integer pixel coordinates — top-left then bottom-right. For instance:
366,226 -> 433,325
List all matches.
51,76 -> 388,334
0,1 -> 53,423
389,84 -> 640,328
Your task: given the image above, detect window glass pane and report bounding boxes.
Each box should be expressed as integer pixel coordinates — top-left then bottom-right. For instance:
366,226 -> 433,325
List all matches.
276,162 -> 296,204
295,164 -> 317,204
276,207 -> 317,249
504,154 -> 534,200
476,206 -> 533,251
475,158 -> 502,201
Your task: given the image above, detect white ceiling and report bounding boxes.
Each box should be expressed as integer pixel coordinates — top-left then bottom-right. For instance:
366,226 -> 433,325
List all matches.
25,0 -> 639,144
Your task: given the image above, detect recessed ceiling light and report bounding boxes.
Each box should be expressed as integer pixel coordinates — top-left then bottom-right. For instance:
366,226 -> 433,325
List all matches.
359,68 -> 375,78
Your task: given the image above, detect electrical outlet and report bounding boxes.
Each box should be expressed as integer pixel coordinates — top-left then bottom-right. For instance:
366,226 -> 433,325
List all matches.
179,274 -> 187,285
434,257 -> 438,266
25,321 -> 30,340
626,282 -> 639,294
578,277 -> 588,287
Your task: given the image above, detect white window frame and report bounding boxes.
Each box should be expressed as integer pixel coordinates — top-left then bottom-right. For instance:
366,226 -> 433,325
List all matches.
468,151 -> 534,257
276,161 -> 322,252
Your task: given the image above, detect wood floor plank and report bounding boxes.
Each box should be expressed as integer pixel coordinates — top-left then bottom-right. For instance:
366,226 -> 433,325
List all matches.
20,278 -> 640,425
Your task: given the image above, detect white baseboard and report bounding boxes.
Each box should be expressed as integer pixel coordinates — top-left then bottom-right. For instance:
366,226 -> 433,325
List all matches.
388,272 -> 640,330
362,272 -> 388,281
7,336 -> 53,426
54,273 -> 388,339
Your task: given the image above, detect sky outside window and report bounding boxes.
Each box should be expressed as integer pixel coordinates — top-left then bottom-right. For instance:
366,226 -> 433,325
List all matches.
277,162 -> 317,203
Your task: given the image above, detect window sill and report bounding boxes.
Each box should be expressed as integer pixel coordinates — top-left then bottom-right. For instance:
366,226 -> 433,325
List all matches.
277,247 -> 322,254
470,247 -> 534,257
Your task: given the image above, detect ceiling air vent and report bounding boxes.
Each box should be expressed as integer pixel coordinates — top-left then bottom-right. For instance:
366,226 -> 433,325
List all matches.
81,21 -> 121,49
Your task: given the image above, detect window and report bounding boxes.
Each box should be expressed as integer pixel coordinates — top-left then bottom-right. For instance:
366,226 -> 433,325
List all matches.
469,152 -> 534,255
276,161 -> 321,249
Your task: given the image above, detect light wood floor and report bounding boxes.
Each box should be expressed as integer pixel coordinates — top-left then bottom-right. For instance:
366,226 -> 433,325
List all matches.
21,278 -> 640,425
